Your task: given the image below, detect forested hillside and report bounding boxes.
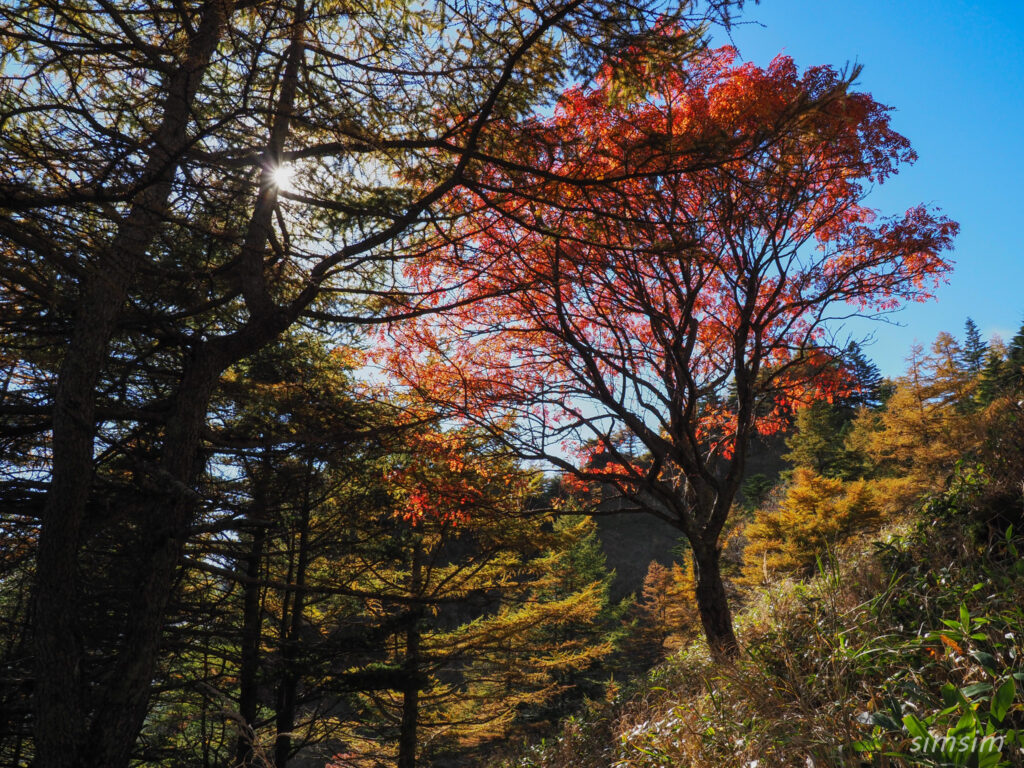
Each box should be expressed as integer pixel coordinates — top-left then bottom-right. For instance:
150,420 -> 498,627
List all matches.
1,0 -> 1020,766
493,322 -> 1024,768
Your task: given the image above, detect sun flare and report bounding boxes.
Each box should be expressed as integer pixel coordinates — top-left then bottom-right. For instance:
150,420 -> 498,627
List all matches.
271,164 -> 294,192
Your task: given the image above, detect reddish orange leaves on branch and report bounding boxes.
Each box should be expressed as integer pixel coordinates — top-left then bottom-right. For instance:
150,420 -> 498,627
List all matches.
386,44 -> 956,468
387,428 -> 530,526
382,42 -> 957,657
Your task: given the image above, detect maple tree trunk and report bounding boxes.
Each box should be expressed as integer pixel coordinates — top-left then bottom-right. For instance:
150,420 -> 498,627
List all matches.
691,541 -> 738,661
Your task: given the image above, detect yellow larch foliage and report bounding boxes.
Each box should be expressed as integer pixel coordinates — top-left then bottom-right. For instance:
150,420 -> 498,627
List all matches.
742,468 -> 881,584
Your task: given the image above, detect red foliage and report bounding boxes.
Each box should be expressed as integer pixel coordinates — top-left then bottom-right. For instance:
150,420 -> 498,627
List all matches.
386,429 -> 527,525
382,43 -> 957,497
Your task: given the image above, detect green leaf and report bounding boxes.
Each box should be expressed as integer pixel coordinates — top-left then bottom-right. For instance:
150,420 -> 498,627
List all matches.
960,603 -> 971,632
972,651 -> 998,675
949,708 -> 978,739
991,677 -> 1015,722
852,737 -> 882,753
942,682 -> 960,707
871,712 -> 902,731
903,713 -> 931,740
962,683 -> 993,700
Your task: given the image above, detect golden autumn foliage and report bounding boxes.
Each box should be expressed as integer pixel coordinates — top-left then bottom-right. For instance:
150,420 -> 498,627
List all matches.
742,468 -> 882,584
631,560 -> 701,659
845,334 -> 982,513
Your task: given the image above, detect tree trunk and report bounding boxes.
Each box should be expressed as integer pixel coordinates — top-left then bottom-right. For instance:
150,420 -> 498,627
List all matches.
81,354 -> 223,768
30,5 -> 229,765
397,542 -> 424,768
691,541 -> 738,661
274,461 -> 314,768
236,490 -> 269,768
397,621 -> 422,768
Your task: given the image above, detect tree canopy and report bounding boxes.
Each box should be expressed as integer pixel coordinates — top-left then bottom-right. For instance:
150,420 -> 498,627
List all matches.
384,44 -> 957,656
1,0 -> 722,764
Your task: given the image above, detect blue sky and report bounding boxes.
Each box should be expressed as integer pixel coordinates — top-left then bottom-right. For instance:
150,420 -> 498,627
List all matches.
713,0 -> 1024,375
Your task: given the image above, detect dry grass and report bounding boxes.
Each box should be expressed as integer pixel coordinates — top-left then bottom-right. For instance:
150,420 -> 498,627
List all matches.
496,495 -> 1024,768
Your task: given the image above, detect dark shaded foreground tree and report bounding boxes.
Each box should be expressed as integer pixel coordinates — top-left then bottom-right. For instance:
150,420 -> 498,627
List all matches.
133,343 -> 618,768
0,0 -> 732,765
339,437 -> 617,768
384,45 -> 957,659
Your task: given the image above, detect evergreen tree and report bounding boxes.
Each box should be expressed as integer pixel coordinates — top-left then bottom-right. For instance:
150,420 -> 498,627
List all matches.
784,343 -> 884,480
1,1 -> 705,763
962,317 -> 988,375
842,341 -> 884,411
1003,320 -> 1024,391
784,401 -> 852,478
977,342 -> 1009,406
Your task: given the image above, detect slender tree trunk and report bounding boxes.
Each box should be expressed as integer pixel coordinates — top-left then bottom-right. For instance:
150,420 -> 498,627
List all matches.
397,542 -> 424,768
397,625 -> 422,768
274,461 -> 313,768
236,482 -> 269,768
691,541 -> 738,661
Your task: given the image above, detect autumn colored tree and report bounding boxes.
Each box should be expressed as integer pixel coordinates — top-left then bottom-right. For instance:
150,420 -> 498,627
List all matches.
123,338 -> 620,768
334,433 -> 616,768
0,0 -> 723,764
385,46 -> 957,658
741,468 -> 880,584
848,335 -> 981,513
629,559 -> 700,663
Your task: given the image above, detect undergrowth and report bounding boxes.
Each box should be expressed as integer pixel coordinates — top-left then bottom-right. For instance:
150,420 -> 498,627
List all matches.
494,469 -> 1024,768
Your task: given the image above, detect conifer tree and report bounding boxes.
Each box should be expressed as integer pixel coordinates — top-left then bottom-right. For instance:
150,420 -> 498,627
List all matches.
784,401 -> 852,478
742,468 -> 880,583
1,1 -> 711,762
343,446 -> 616,768
853,335 -> 980,512
784,343 -> 883,480
843,342 -> 885,411
977,341 -> 1009,407
963,317 -> 988,375
1003,321 -> 1024,391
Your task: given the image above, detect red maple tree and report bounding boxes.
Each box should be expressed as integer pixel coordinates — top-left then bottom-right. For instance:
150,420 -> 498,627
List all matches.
384,45 -> 957,657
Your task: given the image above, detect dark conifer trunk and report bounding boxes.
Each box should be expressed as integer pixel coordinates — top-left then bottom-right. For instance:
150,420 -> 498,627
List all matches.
397,623 -> 422,768
274,463 -> 314,768
30,6 -> 229,765
397,541 -> 424,768
236,485 -> 269,767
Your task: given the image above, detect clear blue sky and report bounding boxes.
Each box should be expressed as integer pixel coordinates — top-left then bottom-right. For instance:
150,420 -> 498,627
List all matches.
713,0 -> 1024,376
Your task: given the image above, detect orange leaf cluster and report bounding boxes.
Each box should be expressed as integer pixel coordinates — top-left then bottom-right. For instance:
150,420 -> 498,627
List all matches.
383,40 -> 957,488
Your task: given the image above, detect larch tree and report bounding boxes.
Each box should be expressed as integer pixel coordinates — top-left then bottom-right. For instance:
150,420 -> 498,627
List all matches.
844,335 -> 980,515
384,45 -> 957,658
0,0 -> 726,764
336,429 -> 615,768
